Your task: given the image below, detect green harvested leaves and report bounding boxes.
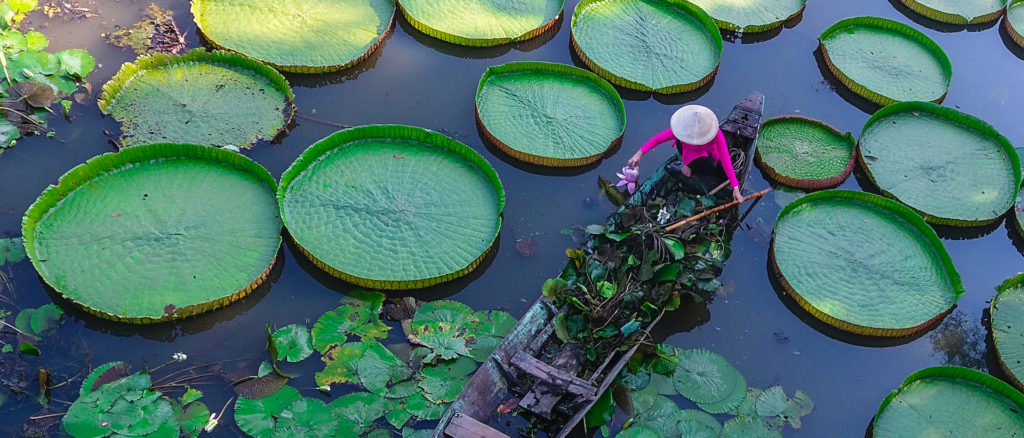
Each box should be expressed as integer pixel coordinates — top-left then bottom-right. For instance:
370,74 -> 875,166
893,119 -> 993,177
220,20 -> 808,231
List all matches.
859,101 -> 1020,226
192,0 -> 396,72
689,0 -> 806,32
754,116 -> 856,189
398,0 -> 562,46
819,17 -> 951,105
22,144 -> 283,323
896,0 -> 1007,25
992,274 -> 1024,389
279,125 -> 504,290
571,0 -> 722,93
98,49 -> 295,149
771,190 -> 963,336
270,324 -> 314,362
476,61 -> 625,167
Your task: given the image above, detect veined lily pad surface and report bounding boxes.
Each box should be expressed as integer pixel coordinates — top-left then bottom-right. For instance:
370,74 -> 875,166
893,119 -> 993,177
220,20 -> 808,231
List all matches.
22,144 -> 282,323
397,0 -> 563,46
571,0 -> 722,93
991,274 -> 1024,390
191,0 -> 395,72
1016,189 -> 1024,239
1008,0 -> 1024,49
279,125 -> 504,290
859,102 -> 1021,226
754,116 -> 856,190
873,367 -> 1024,437
896,0 -> 1007,25
771,190 -> 963,336
688,0 -> 807,32
819,17 -> 951,105
98,49 -> 294,149
475,61 -> 625,167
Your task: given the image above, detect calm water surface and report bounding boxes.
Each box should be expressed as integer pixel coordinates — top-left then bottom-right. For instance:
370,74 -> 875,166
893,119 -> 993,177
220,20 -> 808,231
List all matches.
1,0 -> 1023,436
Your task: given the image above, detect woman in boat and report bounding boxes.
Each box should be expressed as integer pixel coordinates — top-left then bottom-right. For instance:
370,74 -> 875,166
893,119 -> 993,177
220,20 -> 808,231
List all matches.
626,105 -> 744,204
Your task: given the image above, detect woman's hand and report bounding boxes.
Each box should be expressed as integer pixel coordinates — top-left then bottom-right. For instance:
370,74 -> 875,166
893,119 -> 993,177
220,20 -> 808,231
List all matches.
627,150 -> 643,168
732,187 -> 744,204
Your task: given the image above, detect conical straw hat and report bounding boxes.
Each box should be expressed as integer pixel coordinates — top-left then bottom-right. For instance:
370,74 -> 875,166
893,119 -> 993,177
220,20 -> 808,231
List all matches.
670,105 -> 719,145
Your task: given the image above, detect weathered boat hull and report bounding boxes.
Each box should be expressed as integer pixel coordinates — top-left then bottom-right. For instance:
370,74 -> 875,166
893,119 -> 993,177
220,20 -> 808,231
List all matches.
434,92 -> 765,438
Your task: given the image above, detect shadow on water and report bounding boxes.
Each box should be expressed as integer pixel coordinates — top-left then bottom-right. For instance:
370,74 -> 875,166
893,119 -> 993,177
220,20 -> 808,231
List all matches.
43,247 -> 286,341
885,0 -> 1000,33
998,20 -> 1024,61
648,300 -> 712,343
1008,217 -> 1024,255
281,30 -> 392,88
566,41 -> 714,104
476,124 -> 610,177
982,307 -> 1018,385
812,48 -> 883,115
397,12 -> 562,60
283,232 -> 500,302
720,9 -> 805,44
930,218 -> 1003,240
764,256 -> 937,347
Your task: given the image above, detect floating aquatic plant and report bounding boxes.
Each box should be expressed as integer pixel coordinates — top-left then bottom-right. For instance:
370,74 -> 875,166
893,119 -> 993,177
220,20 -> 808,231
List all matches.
0,237 -> 26,265
858,101 -> 1020,226
771,190 -> 964,336
278,125 -> 504,290
191,0 -> 396,73
754,116 -> 856,190
570,0 -> 722,93
688,0 -> 807,33
991,273 -> 1024,390
818,17 -> 951,105
105,4 -> 187,55
398,0 -> 563,46
476,61 -> 625,167
268,324 -> 314,363
896,0 -> 1007,25
1009,1 -> 1024,49
22,143 -> 283,323
98,49 -> 295,149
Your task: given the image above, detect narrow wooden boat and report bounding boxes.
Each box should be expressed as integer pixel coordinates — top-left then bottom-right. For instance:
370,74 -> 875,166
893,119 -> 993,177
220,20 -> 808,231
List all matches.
434,91 -> 765,438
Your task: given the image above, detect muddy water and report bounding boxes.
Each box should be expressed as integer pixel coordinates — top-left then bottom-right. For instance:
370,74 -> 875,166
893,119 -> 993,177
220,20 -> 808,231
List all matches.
1,0 -> 1022,436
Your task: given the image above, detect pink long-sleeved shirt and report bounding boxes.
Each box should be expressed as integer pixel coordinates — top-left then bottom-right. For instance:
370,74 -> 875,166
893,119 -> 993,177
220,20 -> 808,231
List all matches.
640,128 -> 739,188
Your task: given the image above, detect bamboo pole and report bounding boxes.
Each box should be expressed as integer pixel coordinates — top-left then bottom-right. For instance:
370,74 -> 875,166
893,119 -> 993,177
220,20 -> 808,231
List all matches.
665,188 -> 771,232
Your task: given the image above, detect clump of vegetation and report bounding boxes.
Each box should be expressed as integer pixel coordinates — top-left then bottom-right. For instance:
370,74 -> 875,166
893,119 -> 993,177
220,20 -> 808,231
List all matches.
0,2 -> 95,153
106,4 -> 186,55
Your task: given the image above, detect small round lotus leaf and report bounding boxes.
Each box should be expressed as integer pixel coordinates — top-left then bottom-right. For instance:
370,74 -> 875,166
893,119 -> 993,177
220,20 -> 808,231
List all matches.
64,373 -> 178,438
731,387 -> 762,416
688,0 -> 806,32
403,393 -> 447,421
571,0 -> 722,93
398,0 -> 562,46
421,356 -> 478,379
0,237 -> 26,264
177,401 -> 210,438
413,301 -> 476,328
630,381 -> 661,413
330,391 -> 391,435
234,386 -> 302,438
632,395 -> 683,434
386,405 -> 414,429
80,361 -> 126,397
755,385 -> 789,417
676,410 -> 721,438
29,304 -> 62,335
696,373 -> 748,414
470,310 -> 517,338
316,342 -> 372,387
468,335 -> 502,362
671,349 -> 743,404
720,416 -> 781,438
358,342 -> 414,397
191,0 -> 395,72
418,374 -> 466,404
402,428 -> 433,438
270,398 -> 338,438
271,324 -> 313,362
382,380 -> 421,399
617,425 -> 660,438
992,274 -> 1024,388
410,322 -> 471,361
312,304 -> 389,352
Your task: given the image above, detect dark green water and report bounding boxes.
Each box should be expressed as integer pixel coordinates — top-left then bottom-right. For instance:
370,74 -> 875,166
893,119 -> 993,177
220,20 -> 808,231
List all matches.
1,0 -> 1022,436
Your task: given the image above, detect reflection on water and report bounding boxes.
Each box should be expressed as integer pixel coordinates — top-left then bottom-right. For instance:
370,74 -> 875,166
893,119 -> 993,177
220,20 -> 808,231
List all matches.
928,310 -> 987,370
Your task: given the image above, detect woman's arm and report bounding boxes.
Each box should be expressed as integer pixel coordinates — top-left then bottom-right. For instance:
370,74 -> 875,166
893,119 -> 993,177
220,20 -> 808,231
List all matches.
714,130 -> 740,188
627,129 -> 675,168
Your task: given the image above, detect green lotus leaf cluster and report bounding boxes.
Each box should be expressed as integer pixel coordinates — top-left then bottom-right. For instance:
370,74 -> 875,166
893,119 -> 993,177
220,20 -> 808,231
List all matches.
22,144 -> 283,323
475,61 -> 625,167
610,345 -> 812,436
818,17 -> 951,105
14,303 -> 62,338
0,22 -> 94,151
873,366 -> 1024,436
398,0 -> 563,46
0,236 -> 26,264
688,0 -> 807,33
991,274 -> 1024,390
771,190 -> 964,336
191,0 -> 396,73
278,125 -> 504,290
269,324 -> 314,363
859,102 -> 1021,226
98,49 -> 295,149
1009,1 -> 1024,49
570,0 -> 722,93
63,363 -> 210,438
754,116 -> 856,189
896,0 -> 1007,25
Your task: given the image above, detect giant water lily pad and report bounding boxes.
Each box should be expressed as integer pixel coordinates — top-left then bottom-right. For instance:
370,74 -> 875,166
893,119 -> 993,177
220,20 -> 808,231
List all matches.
896,0 -> 1007,25
571,0 -> 722,93
98,49 -> 294,149
191,0 -> 395,73
873,366 -> 1024,437
1008,0 -> 1024,49
476,61 -> 625,167
859,102 -> 1020,226
22,144 -> 282,323
1016,189 -> 1024,240
688,0 -> 807,32
991,274 -> 1024,390
398,0 -> 562,46
279,125 -> 504,290
819,17 -> 951,105
771,190 -> 964,336
754,116 -> 856,190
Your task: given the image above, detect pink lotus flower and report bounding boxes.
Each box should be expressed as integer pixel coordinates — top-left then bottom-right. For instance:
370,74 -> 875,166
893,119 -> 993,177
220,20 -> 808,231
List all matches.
616,166 -> 640,194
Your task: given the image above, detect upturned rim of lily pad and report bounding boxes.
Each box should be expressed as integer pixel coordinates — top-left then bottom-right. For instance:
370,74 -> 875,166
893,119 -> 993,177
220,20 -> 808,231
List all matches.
896,0 -> 1007,25
753,115 -> 856,190
397,0 -> 565,47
